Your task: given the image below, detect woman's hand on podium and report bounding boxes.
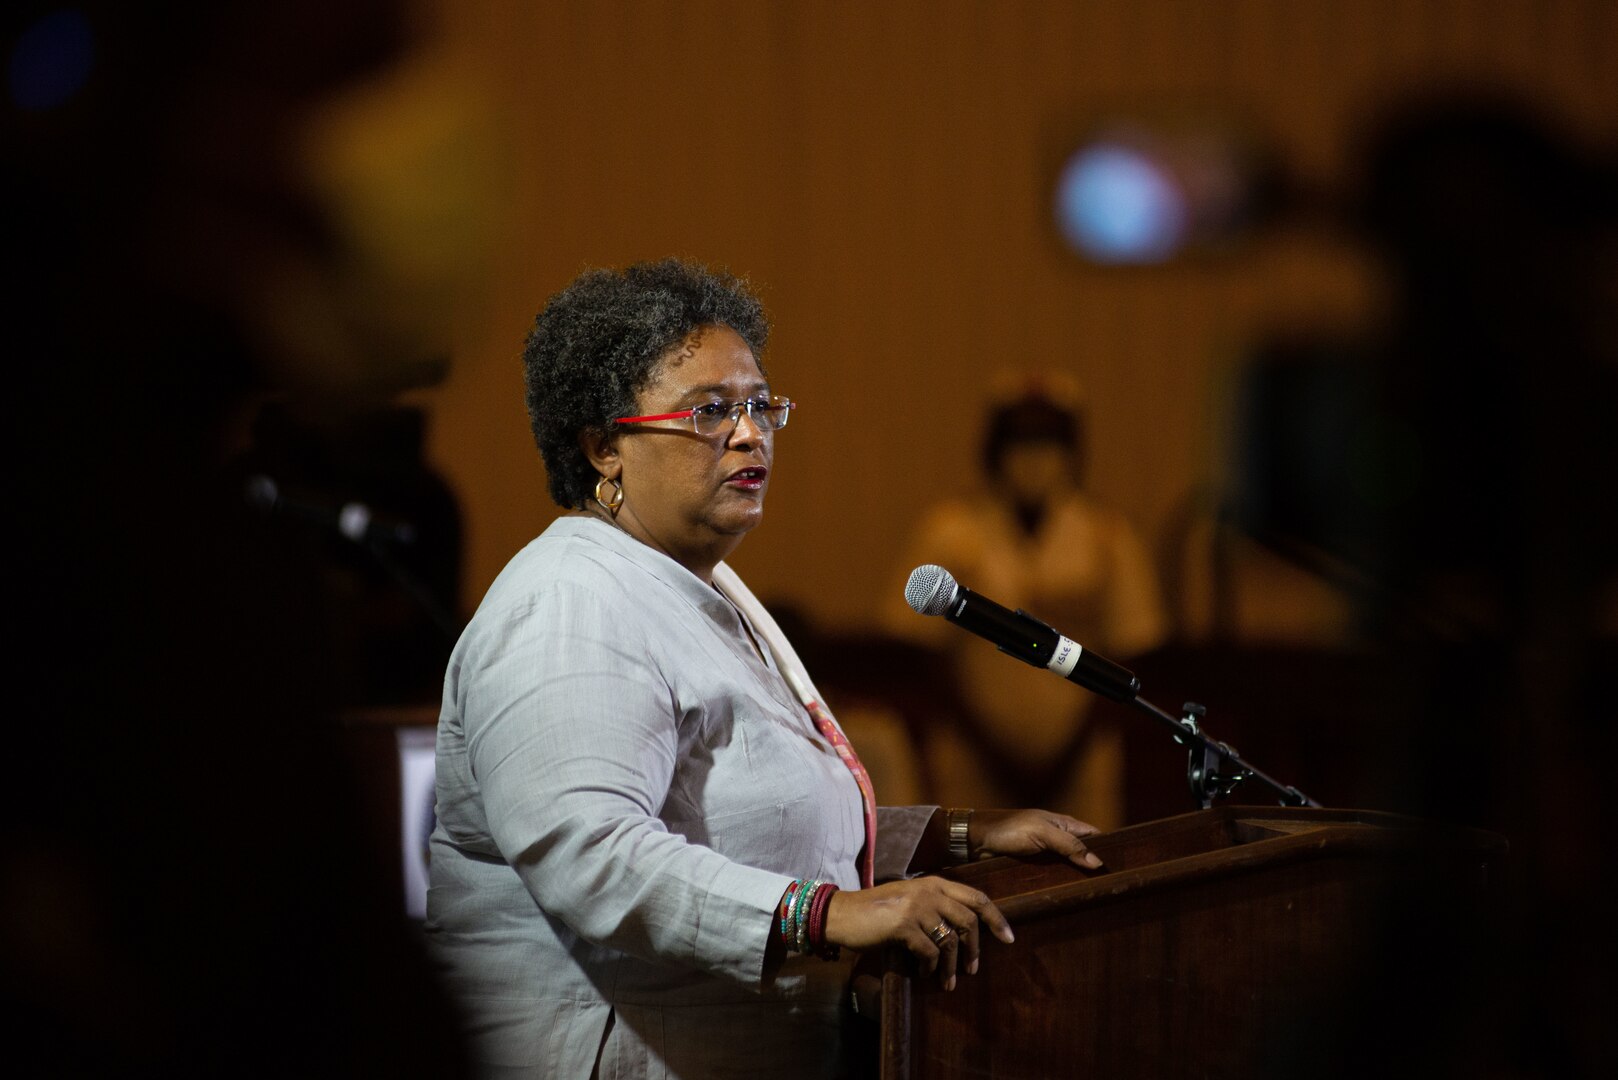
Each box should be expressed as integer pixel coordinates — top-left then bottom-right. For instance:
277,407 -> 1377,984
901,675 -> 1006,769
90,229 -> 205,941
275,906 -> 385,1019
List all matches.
829,810 -> 1102,1000
970,809 -> 1105,869
825,877 -> 1012,992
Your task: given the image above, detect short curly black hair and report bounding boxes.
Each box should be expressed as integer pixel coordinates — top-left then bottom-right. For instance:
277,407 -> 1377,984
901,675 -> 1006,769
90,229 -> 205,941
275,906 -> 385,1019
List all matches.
523,258 -> 771,509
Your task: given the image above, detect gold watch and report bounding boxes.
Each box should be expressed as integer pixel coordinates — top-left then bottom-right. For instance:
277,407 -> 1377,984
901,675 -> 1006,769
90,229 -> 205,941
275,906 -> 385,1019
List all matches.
947,808 -> 972,863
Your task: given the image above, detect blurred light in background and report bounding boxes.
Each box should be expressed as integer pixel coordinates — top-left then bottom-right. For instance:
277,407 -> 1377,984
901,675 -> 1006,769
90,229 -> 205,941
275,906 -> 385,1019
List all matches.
8,8 -> 93,111
1056,142 -> 1186,263
1054,116 -> 1268,265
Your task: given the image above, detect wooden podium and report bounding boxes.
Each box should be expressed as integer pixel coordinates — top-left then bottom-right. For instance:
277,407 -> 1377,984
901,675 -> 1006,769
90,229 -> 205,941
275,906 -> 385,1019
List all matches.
874,806 -> 1507,1079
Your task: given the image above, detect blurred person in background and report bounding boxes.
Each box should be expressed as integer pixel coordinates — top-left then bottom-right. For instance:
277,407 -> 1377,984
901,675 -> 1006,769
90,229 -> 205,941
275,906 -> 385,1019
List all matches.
881,373 -> 1166,831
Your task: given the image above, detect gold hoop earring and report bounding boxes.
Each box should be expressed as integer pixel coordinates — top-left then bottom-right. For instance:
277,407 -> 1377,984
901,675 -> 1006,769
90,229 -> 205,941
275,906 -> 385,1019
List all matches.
594,475 -> 624,516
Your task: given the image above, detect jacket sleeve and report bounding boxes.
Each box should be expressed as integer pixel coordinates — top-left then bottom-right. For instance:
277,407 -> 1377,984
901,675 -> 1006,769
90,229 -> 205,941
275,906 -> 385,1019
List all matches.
873,805 -> 940,882
455,579 -> 792,988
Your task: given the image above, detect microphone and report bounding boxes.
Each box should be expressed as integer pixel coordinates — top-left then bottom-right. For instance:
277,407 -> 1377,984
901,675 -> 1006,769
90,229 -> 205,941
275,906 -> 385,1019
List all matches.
903,564 -> 1140,702
244,474 -> 417,546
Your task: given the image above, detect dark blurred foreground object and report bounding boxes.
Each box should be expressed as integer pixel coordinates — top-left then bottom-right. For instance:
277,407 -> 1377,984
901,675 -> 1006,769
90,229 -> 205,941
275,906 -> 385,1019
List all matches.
1352,90 -> 1618,1080
3,2 -> 468,1073
233,401 -> 464,707
1172,86 -> 1618,1077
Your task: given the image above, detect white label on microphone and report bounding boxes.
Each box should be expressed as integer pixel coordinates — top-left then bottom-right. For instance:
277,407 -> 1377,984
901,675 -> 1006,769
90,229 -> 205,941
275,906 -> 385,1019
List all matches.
1047,635 -> 1082,677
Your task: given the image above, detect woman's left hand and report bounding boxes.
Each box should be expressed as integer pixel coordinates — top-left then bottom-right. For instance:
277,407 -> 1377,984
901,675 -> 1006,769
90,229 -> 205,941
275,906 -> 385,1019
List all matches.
970,809 -> 1104,870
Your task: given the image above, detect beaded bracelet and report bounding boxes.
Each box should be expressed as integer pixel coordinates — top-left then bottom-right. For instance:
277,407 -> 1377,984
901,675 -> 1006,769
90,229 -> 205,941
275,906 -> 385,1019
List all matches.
806,881 -> 840,960
778,879 -> 804,945
791,877 -> 816,953
778,878 -> 815,953
777,878 -> 841,960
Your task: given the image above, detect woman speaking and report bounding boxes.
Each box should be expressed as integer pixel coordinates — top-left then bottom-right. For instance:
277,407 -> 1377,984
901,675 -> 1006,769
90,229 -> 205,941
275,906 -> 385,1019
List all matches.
425,259 -> 1103,1077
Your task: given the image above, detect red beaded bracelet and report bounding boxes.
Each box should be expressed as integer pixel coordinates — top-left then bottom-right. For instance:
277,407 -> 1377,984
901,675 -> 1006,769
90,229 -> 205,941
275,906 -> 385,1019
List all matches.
778,879 -> 842,959
807,881 -> 841,960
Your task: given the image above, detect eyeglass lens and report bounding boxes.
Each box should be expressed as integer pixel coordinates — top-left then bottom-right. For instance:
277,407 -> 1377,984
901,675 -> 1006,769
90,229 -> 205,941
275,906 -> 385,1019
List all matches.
694,399 -> 791,433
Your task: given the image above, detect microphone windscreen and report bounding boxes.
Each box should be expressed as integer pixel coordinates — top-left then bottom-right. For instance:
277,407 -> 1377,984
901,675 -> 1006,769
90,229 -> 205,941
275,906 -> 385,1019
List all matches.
904,564 -> 958,616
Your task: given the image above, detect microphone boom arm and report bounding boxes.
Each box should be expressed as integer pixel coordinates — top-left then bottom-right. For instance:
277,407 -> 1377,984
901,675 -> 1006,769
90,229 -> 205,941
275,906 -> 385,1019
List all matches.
904,563 -> 1319,810
1127,696 -> 1319,809
954,586 -> 1320,806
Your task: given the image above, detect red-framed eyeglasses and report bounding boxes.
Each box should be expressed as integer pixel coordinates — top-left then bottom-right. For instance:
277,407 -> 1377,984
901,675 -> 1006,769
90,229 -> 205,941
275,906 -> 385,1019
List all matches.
614,395 -> 796,435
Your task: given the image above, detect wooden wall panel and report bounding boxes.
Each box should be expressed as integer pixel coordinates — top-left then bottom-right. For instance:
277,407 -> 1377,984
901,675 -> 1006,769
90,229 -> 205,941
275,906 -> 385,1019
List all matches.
399,0 -> 1617,632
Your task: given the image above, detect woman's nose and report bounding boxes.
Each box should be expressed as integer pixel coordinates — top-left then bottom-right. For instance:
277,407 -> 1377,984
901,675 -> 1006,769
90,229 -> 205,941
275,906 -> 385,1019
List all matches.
728,407 -> 767,447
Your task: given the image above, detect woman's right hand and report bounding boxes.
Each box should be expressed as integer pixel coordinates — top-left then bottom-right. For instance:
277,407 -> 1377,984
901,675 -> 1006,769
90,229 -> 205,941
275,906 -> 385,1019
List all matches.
823,877 -> 1013,992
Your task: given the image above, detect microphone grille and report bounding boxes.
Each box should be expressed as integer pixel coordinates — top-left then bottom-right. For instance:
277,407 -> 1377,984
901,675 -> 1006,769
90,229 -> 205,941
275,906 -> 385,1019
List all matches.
904,564 -> 959,617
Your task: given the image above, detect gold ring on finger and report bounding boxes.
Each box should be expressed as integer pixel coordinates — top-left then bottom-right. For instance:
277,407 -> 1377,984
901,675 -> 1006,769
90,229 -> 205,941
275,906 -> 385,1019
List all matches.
928,922 -> 953,945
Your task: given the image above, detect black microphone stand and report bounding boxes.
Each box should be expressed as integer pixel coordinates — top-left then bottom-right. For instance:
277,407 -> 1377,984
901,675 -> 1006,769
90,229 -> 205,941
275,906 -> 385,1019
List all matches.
1123,693 -> 1319,809
904,564 -> 1319,809
362,534 -> 464,642
244,474 -> 464,642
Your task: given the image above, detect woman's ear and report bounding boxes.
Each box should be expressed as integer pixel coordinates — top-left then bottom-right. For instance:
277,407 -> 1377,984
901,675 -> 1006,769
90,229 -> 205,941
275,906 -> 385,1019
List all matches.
579,427 -> 620,480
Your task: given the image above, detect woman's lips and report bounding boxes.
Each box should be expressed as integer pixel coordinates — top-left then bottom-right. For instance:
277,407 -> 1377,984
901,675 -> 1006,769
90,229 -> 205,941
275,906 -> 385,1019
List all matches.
726,466 -> 768,490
